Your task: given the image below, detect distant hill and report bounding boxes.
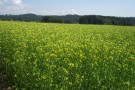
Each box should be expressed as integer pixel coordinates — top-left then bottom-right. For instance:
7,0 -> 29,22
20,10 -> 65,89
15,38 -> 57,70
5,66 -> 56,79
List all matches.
41,14 -> 80,23
0,13 -> 42,22
0,13 -> 135,26
0,14 -> 80,23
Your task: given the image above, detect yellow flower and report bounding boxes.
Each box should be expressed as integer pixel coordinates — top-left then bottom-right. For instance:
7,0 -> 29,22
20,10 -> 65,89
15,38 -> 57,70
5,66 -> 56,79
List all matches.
68,63 -> 74,68
64,77 -> 69,80
63,68 -> 68,74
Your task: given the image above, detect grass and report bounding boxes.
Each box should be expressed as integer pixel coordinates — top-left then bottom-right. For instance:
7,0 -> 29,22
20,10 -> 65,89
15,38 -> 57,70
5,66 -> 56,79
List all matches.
0,21 -> 135,89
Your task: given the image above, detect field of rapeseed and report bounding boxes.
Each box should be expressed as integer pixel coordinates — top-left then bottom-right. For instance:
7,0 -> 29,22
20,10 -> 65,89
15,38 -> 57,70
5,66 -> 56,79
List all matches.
0,21 -> 135,89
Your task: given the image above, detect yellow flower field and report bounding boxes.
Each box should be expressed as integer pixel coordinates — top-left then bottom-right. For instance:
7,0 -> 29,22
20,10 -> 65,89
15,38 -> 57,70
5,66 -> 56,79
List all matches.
0,21 -> 135,89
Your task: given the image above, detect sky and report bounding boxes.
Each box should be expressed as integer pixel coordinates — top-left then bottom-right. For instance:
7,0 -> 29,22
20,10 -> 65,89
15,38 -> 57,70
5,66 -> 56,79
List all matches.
0,0 -> 135,17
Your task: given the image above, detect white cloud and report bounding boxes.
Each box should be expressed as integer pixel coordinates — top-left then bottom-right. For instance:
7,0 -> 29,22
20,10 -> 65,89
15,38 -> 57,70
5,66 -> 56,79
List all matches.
0,0 -> 29,14
70,9 -> 79,15
0,1 -> 3,4
10,0 -> 22,5
0,0 -> 22,5
42,9 -> 79,15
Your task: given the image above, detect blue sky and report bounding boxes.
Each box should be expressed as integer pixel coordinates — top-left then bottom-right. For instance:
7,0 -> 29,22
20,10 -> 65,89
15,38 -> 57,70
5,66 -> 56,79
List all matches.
0,0 -> 135,17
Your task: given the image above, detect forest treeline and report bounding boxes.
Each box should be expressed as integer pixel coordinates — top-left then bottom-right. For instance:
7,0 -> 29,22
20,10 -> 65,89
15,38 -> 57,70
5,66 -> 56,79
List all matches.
41,15 -> 80,23
0,14 -> 80,23
79,15 -> 135,26
0,14 -> 135,26
0,14 -> 42,22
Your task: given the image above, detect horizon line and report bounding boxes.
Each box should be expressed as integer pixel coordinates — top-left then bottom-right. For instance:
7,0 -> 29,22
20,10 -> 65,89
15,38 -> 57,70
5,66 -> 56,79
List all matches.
0,13 -> 135,18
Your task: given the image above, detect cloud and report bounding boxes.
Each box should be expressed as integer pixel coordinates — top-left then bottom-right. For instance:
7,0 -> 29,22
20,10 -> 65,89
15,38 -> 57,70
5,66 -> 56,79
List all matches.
0,0 -> 22,5
0,0 -> 29,14
0,1 -> 3,4
42,9 -> 79,15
